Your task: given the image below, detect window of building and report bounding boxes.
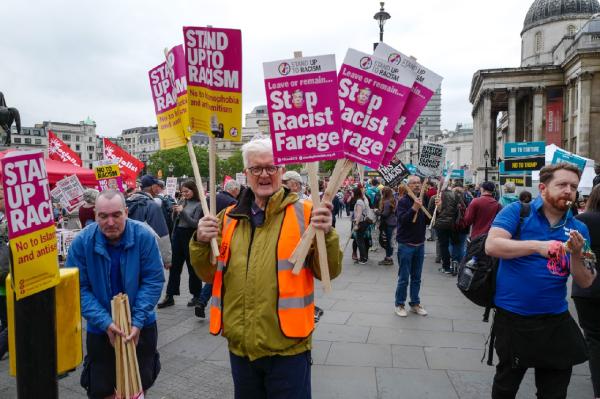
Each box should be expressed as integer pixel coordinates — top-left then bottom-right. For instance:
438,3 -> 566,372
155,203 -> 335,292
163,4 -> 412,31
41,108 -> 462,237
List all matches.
35,139 -> 42,145
63,134 -> 71,141
13,138 -> 21,144
87,146 -> 95,151
76,136 -> 80,142
76,145 -> 81,151
89,137 -> 93,142
535,31 -> 543,53
567,25 -> 577,36
25,138 -> 31,144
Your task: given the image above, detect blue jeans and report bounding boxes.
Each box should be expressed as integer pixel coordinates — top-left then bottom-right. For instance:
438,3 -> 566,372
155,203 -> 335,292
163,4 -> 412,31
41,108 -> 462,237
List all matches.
199,283 -> 212,306
450,233 -> 468,263
229,351 -> 311,399
395,243 -> 425,307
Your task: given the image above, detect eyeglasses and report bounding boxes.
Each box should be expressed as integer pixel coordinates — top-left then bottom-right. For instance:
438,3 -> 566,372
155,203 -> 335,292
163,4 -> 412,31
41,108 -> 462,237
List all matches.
247,165 -> 281,176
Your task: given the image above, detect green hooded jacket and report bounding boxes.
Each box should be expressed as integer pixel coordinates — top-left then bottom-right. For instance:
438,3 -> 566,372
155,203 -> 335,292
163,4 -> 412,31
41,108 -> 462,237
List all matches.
189,187 -> 342,361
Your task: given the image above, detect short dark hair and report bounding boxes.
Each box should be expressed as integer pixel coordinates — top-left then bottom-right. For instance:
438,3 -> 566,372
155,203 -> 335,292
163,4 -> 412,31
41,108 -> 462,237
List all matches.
539,163 -> 581,184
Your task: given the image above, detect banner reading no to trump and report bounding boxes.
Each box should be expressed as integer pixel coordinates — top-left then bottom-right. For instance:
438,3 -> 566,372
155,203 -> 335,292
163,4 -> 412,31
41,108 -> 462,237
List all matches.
183,26 -> 242,141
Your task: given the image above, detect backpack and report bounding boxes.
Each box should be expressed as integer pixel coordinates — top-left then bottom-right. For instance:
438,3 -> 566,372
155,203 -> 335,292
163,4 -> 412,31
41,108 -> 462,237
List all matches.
456,202 -> 531,316
456,201 -> 530,366
160,195 -> 175,233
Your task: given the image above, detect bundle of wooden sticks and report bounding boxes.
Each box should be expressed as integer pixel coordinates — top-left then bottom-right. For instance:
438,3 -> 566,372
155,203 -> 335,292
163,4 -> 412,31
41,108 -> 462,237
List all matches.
111,293 -> 144,399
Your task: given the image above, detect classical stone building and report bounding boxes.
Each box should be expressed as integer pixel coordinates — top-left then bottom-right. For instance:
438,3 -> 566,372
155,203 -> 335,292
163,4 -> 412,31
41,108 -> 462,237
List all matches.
470,0 -> 600,181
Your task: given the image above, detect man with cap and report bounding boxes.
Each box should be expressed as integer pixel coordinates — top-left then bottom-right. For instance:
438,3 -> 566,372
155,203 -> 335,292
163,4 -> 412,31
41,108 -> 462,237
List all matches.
457,181 -> 501,240
126,175 -> 172,268
282,171 -> 308,200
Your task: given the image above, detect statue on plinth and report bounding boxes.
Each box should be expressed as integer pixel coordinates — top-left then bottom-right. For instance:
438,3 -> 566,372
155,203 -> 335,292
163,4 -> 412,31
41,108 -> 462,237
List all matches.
0,92 -> 21,145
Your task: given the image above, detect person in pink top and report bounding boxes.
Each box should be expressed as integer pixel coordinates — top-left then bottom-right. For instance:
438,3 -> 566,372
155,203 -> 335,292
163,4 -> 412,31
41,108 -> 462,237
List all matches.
458,181 -> 501,239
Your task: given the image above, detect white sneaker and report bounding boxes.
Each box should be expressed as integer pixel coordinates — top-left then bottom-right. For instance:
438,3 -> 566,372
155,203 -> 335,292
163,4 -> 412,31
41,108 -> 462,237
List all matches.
410,304 -> 428,316
394,305 -> 408,317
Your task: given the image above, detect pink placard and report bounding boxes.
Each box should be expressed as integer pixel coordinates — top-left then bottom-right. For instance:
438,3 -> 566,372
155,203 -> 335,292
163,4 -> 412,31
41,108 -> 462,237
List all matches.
263,54 -> 343,164
183,26 -> 242,93
148,45 -> 188,116
374,43 -> 443,166
338,49 -> 416,168
1,151 -> 54,238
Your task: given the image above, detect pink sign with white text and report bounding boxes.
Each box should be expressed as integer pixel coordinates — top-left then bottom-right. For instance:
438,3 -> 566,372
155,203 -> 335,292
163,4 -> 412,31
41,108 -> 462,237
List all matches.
264,54 -> 343,164
338,49 -> 416,168
374,43 -> 443,166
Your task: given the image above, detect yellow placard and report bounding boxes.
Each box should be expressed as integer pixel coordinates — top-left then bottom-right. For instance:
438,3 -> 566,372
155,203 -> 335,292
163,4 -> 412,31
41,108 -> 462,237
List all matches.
94,164 -> 121,180
157,93 -> 190,150
187,86 -> 242,141
9,225 -> 60,300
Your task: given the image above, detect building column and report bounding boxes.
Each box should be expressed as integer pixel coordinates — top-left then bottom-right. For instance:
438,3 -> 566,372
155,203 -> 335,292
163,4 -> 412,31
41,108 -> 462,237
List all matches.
532,86 -> 545,142
577,72 -> 593,157
482,90 -> 493,157
508,88 -> 517,144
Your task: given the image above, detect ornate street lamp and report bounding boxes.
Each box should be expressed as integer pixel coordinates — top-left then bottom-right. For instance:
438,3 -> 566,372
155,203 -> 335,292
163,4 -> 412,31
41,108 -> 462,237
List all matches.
373,2 -> 391,44
168,162 -> 175,176
484,149 -> 490,182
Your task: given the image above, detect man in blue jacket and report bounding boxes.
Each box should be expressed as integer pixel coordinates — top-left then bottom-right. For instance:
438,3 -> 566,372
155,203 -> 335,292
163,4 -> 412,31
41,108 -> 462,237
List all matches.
67,190 -> 164,399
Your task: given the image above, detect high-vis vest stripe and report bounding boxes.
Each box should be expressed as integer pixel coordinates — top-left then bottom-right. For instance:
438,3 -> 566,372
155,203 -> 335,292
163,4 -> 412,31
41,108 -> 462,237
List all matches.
209,200 -> 315,338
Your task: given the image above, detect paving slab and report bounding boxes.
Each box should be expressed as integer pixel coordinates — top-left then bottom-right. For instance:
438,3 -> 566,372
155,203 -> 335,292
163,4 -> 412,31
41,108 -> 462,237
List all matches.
325,342 -> 392,367
376,368 -> 460,399
311,365 -> 377,399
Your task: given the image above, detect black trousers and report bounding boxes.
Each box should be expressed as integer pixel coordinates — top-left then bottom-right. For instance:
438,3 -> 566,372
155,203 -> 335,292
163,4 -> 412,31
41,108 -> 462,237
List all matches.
81,323 -> 160,399
167,227 -> 203,297
492,309 -> 586,399
574,297 -> 600,397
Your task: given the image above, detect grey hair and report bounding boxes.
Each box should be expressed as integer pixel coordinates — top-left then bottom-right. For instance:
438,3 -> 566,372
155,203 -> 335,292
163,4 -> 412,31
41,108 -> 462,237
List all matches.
83,188 -> 99,205
504,181 -> 516,193
224,179 -> 241,192
241,135 -> 273,168
96,189 -> 127,208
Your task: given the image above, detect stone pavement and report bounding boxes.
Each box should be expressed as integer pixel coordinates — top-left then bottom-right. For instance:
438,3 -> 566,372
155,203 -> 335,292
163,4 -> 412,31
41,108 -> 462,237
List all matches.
0,215 -> 595,398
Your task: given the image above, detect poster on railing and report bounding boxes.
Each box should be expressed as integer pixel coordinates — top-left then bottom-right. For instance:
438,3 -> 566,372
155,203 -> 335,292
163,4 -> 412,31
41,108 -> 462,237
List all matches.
263,54 -> 343,164
416,143 -> 446,177
183,26 -> 242,140
149,44 -> 190,150
338,49 -> 416,168
1,150 -> 60,299
373,43 -> 443,166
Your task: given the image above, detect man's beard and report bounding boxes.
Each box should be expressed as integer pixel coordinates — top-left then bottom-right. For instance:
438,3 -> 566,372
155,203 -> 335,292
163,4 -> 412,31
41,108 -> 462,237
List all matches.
544,192 -> 573,212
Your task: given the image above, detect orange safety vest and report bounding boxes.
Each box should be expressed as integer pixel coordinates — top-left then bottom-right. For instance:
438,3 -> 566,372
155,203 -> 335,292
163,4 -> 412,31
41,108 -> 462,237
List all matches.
209,200 -> 315,338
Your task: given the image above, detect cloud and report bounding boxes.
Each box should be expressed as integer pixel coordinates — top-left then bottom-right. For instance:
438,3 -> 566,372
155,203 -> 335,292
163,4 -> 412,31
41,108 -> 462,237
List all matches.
1,0 -> 533,136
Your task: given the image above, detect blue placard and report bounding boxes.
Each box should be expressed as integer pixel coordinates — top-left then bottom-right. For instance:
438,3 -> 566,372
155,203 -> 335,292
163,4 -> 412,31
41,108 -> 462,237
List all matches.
499,161 -> 532,175
551,149 -> 587,171
504,141 -> 545,158
450,169 -> 465,179
405,164 -> 417,174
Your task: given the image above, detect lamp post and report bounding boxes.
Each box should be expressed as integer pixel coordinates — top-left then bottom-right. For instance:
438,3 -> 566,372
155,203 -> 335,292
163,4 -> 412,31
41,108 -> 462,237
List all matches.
416,118 -> 423,162
168,162 -> 174,177
373,2 -> 391,46
484,149 -> 490,182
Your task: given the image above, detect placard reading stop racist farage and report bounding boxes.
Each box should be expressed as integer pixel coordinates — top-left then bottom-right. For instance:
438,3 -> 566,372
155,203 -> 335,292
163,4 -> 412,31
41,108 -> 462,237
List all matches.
1,151 -> 60,299
264,54 -> 343,164
373,43 -> 443,166
338,49 -> 415,169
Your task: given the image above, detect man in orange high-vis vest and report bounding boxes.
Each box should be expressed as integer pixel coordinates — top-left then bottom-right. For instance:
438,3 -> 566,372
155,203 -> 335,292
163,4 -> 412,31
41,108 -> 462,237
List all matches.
190,136 -> 342,399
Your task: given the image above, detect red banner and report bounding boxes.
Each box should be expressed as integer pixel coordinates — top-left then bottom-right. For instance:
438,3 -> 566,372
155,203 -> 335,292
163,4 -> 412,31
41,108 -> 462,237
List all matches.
546,97 -> 563,146
47,130 -> 82,166
102,138 -> 144,187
